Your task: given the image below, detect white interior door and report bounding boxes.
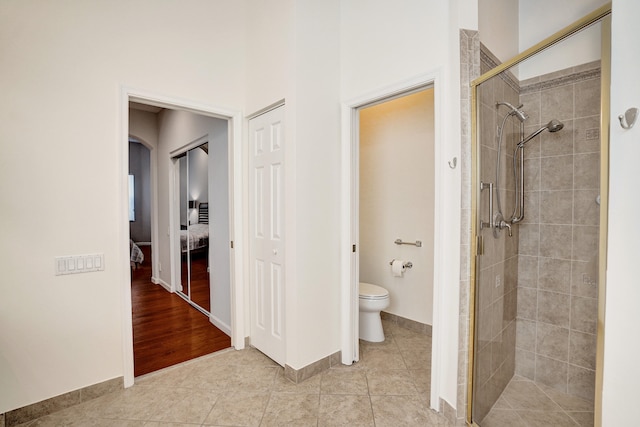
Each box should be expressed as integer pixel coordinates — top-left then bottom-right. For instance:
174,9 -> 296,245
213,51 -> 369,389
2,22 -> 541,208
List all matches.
249,106 -> 285,366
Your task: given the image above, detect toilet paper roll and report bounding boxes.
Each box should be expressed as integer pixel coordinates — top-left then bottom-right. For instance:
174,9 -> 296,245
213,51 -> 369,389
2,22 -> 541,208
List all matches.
391,259 -> 405,277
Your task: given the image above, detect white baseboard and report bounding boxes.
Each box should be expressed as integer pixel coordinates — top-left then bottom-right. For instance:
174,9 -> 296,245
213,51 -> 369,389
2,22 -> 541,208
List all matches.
152,277 -> 171,292
210,315 -> 231,336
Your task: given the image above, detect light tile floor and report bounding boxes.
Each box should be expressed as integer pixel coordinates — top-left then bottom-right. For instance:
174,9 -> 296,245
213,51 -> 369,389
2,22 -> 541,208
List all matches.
16,321 -> 451,426
481,376 -> 594,427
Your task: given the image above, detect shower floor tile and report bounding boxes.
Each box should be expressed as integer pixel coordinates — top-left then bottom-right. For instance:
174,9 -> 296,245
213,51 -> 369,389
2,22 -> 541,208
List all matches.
481,377 -> 594,427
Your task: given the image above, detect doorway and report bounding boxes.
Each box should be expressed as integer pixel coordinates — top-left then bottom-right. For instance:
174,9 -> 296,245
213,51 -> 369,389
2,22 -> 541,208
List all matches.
122,92 -> 245,385
342,80 -> 440,399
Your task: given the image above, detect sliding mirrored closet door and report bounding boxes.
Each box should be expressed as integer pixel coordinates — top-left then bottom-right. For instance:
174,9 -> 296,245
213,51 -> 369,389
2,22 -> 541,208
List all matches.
176,143 -> 211,314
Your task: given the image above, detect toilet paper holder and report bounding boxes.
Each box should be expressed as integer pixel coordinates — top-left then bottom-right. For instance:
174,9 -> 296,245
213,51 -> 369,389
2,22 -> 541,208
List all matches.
389,260 -> 413,269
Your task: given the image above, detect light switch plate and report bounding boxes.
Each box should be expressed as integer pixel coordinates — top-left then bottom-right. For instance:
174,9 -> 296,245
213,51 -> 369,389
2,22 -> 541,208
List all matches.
55,254 -> 104,275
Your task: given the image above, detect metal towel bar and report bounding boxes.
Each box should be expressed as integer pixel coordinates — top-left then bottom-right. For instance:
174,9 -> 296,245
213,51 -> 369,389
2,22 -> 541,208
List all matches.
394,239 -> 422,247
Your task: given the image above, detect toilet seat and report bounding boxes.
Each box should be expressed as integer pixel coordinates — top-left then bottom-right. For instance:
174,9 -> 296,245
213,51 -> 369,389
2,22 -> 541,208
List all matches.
359,282 -> 389,300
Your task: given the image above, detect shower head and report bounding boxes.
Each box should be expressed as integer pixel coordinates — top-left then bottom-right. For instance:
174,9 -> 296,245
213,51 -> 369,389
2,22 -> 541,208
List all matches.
518,119 -> 565,147
496,101 -> 529,122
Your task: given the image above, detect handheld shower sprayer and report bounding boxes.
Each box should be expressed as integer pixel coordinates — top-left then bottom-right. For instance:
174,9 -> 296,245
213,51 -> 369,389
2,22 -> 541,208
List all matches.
518,119 -> 565,147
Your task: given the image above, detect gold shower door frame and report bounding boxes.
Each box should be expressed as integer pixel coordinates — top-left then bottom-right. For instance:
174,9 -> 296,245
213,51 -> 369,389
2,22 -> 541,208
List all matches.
467,4 -> 612,426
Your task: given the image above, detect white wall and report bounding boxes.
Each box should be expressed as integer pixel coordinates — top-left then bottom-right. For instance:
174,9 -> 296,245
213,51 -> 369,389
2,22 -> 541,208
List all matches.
341,0 -> 463,408
359,89 -> 435,325
478,0 -> 519,63
518,0 -> 609,79
602,0 -> 640,424
284,0 -> 342,369
208,126 -> 231,332
0,0 -> 246,412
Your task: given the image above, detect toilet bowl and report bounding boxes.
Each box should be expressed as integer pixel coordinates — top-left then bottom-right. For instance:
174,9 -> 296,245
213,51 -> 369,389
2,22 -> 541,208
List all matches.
359,282 -> 390,342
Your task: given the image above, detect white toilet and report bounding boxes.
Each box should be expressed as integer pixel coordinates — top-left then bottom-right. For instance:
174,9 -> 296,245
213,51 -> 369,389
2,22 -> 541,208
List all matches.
359,282 -> 390,342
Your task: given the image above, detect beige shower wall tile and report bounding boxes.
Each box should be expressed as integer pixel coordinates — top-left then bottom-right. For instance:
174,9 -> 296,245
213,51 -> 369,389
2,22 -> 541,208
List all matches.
574,152 -> 600,190
504,255 -> 518,294
535,355 -> 568,392
538,257 -> 571,294
574,189 -> 600,226
477,343 -> 492,386
517,255 -> 538,288
522,191 -> 540,225
574,115 -> 601,154
572,225 -> 599,262
537,290 -> 570,328
520,92 -> 541,125
515,348 -> 536,380
571,260 -> 598,299
575,79 -> 601,118
523,125 -> 542,159
523,157 -> 541,191
540,190 -> 573,225
517,287 -> 537,321
536,323 -> 569,362
477,306 -> 493,348
540,155 -> 573,191
479,75 -> 496,108
569,330 -> 597,370
571,296 -> 597,334
504,288 -> 517,325
541,84 -> 574,122
539,225 -> 572,259
568,365 -> 596,401
518,224 -> 540,257
541,119 -> 574,157
480,104 -> 498,150
516,319 -> 536,352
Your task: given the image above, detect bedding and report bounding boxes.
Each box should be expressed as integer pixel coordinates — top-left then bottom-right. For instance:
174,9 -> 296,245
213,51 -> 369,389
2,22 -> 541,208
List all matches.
180,223 -> 209,252
180,203 -> 209,252
130,240 -> 144,268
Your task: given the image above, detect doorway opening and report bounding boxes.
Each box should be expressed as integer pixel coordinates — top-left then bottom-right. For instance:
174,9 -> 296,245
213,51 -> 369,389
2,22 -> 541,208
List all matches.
122,92 -> 245,384
343,79 -> 440,406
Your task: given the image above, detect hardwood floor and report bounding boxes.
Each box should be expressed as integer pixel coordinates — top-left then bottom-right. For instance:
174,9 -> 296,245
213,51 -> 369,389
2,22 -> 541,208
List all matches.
131,245 -> 231,377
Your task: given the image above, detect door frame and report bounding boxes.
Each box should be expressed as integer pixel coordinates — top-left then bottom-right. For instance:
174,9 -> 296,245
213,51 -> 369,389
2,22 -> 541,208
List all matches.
340,70 -> 446,410
120,87 -> 245,387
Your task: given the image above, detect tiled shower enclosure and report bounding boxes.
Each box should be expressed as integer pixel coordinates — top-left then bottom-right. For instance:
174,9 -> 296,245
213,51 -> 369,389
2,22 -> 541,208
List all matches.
472,45 -> 601,423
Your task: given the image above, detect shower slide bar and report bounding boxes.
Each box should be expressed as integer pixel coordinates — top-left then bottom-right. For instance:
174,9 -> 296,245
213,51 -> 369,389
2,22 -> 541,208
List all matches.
394,239 -> 422,247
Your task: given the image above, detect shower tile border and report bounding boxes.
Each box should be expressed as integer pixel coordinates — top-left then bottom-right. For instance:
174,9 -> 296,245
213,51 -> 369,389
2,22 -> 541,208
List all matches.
480,43 -> 520,95
520,61 -> 601,94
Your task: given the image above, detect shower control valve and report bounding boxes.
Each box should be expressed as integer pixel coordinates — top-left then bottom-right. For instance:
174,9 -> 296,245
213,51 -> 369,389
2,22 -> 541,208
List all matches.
498,219 -> 512,237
